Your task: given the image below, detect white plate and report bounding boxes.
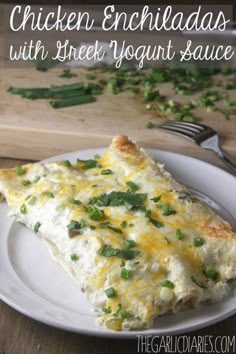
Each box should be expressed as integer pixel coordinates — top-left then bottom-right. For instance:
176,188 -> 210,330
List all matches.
0,148 -> 236,338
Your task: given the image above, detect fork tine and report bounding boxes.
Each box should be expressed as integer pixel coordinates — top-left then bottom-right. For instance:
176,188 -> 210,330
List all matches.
160,121 -> 201,134
159,125 -> 196,139
161,120 -> 210,131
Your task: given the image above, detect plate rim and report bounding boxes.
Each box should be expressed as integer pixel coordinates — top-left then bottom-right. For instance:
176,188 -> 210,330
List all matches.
0,147 -> 236,338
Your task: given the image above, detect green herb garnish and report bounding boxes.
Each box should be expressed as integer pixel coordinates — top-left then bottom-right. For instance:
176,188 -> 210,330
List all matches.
120,221 -> 127,228
16,165 -> 24,176
191,275 -> 206,289
101,169 -> 113,175
120,267 -> 130,279
176,228 -> 183,240
47,191 -> 54,198
204,267 -> 218,281
59,69 -> 77,79
33,175 -> 41,183
193,237 -> 204,247
105,287 -> 117,298
64,160 -> 72,167
146,121 -> 154,129
101,306 -> 112,314
123,239 -> 136,248
29,196 -> 37,205
89,191 -> 146,210
97,244 -> 140,260
161,279 -> 174,288
70,253 -> 79,261
20,204 -> 27,214
34,221 -> 41,233
84,206 -> 105,221
126,181 -> 139,193
70,198 -> 81,205
156,200 -> 176,216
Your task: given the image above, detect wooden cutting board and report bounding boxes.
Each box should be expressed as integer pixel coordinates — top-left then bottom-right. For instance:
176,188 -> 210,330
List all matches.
1,66 -> 236,163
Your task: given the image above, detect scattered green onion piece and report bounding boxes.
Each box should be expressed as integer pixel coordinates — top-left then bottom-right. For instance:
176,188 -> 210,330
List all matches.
123,239 -> 136,248
101,169 -> 113,175
176,228 -> 183,240
20,204 -> 27,214
34,221 -> 41,233
204,267 -> 218,281
119,309 -> 128,319
120,221 -> 127,228
193,237 -> 204,247
47,192 -> 55,198
70,198 -> 81,205
101,306 -> 111,314
16,165 -> 24,176
29,196 -> 37,205
64,160 -> 72,167
146,121 -> 154,129
50,95 -> 94,109
161,279 -> 174,288
191,275 -> 206,289
21,180 -> 31,186
70,253 -> 79,261
33,175 -> 41,183
120,268 -> 130,279
126,181 -> 138,193
105,287 -> 117,299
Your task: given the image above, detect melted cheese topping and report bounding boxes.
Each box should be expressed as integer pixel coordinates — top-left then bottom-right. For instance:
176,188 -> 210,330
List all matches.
0,138 -> 236,331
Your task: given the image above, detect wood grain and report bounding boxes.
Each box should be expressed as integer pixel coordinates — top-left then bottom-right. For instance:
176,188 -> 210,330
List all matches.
0,67 -> 236,160
0,300 -> 235,354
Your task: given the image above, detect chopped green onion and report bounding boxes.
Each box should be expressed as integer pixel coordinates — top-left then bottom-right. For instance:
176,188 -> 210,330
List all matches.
123,239 -> 136,248
64,160 -> 72,167
119,309 -> 128,319
70,253 -> 79,261
156,201 -> 176,216
191,275 -> 206,289
193,237 -> 204,247
107,226 -> 123,234
59,69 -> 77,79
20,204 -> 27,214
126,181 -> 139,193
204,267 -> 218,281
161,279 -> 174,288
120,268 -> 130,279
105,287 -> 117,298
50,95 -> 94,109
34,221 -> 41,233
88,225 -> 96,230
101,169 -> 113,175
29,196 -> 37,205
67,220 -> 81,230
146,121 -> 154,129
120,220 -> 127,228
16,165 -> 24,176
164,236 -> 170,244
47,192 -> 54,198
56,203 -> 66,211
70,198 -> 81,205
176,228 -> 183,240
86,73 -> 95,80
33,175 -> 41,183
84,206 -> 105,221
21,180 -> 31,186
101,306 -> 111,314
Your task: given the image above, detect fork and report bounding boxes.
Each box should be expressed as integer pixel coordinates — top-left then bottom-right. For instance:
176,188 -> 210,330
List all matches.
158,121 -> 236,174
